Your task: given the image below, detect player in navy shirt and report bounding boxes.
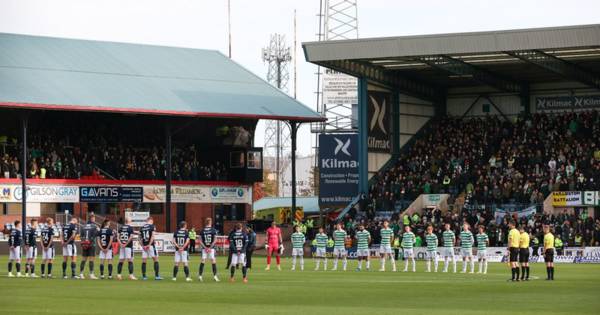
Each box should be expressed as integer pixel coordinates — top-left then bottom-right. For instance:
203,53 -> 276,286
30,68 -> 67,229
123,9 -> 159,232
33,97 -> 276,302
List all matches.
24,218 -> 39,277
8,220 -> 22,277
97,220 -> 114,279
79,214 -> 99,279
61,217 -> 79,279
140,217 -> 162,280
173,221 -> 191,282
198,217 -> 220,282
228,223 -> 248,283
40,217 -> 55,278
117,217 -> 136,280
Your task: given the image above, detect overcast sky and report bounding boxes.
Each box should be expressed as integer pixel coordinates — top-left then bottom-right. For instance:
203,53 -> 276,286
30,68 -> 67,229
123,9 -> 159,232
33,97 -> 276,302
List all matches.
2,0 -> 599,157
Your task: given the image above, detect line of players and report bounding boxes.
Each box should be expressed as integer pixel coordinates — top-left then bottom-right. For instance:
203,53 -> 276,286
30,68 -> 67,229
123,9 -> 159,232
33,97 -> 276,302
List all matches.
287,220 -> 556,280
7,215 -> 251,282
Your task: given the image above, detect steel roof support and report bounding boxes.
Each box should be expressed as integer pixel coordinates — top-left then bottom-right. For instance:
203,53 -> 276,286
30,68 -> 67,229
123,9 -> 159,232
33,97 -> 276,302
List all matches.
506,50 -> 600,90
417,55 -> 524,93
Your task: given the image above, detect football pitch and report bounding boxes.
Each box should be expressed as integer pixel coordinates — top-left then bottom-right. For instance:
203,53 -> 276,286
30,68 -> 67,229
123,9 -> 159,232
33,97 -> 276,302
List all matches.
1,255 -> 599,315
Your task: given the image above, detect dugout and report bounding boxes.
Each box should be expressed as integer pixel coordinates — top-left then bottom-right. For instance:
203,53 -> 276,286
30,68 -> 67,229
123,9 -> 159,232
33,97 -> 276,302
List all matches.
303,24 -> 600,218
0,33 -> 324,233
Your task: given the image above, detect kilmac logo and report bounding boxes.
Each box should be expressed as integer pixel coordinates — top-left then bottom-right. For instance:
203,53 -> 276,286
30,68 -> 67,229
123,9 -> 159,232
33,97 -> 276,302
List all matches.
369,95 -> 387,134
321,137 -> 357,169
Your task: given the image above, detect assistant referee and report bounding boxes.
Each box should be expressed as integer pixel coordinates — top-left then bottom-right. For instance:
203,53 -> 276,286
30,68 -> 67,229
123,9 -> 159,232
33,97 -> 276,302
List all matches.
543,225 -> 555,281
507,221 -> 520,281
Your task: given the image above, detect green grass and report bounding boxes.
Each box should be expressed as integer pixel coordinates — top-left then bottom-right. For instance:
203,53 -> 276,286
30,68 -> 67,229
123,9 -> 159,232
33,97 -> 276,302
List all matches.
1,255 -> 599,315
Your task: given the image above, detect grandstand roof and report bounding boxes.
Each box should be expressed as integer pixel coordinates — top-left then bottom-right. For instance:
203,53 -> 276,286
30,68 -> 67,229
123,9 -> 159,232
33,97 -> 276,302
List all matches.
303,24 -> 600,97
0,33 -> 324,122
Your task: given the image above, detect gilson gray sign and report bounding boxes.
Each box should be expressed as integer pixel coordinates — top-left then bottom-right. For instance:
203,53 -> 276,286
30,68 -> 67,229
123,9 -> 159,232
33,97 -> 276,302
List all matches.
318,134 -> 359,206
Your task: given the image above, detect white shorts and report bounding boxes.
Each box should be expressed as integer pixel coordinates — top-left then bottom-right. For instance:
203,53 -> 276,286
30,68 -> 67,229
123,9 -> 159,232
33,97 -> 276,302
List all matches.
357,249 -> 370,257
441,247 -> 454,257
42,247 -> 55,260
477,249 -> 487,259
426,250 -> 437,260
292,248 -> 304,256
119,247 -> 133,260
461,248 -> 473,257
174,250 -> 188,264
379,245 -> 393,255
315,248 -> 326,257
403,249 -> 414,258
201,248 -> 216,261
62,244 -> 77,257
141,245 -> 158,259
9,246 -> 20,260
333,247 -> 346,257
99,249 -> 113,260
231,252 -> 246,266
26,246 -> 38,259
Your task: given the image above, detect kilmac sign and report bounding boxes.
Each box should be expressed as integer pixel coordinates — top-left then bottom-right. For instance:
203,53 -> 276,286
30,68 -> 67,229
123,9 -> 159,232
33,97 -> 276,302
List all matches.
318,134 -> 359,206
367,90 -> 392,153
536,95 -> 600,111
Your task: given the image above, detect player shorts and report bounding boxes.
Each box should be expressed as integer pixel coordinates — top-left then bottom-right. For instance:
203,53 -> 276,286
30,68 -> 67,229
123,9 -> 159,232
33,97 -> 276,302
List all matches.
267,244 -> 281,256
315,247 -> 326,258
119,247 -> 134,260
426,250 -> 437,260
379,245 -> 393,255
201,248 -> 216,261
519,248 -> 530,263
292,248 -> 304,256
26,246 -> 38,259
403,249 -> 414,258
544,248 -> 554,263
357,249 -> 370,257
82,246 -> 96,258
477,249 -> 487,259
42,247 -> 55,260
441,247 -> 454,257
9,246 -> 20,260
62,244 -> 77,257
333,247 -> 346,257
509,247 -> 519,263
174,250 -> 189,264
99,249 -> 113,260
231,252 -> 246,266
141,245 -> 158,259
461,248 -> 473,257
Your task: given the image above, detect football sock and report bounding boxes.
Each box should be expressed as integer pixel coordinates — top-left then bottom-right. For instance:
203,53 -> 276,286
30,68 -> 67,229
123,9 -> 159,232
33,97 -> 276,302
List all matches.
315,259 -> 320,270
483,261 -> 488,273
199,263 -> 205,276
267,255 -> 271,265
8,262 -> 12,273
100,264 -> 104,276
16,263 -> 21,273
292,256 -> 297,268
242,266 -> 247,278
173,266 -> 179,278
333,258 -> 338,269
154,261 -> 160,277
358,260 -> 363,269
89,261 -> 94,274
443,258 -> 449,271
31,264 -> 35,274
142,262 -> 147,277
342,258 -> 347,270
108,264 -> 113,276
184,266 -> 189,278
41,264 -> 46,275
366,260 -> 370,269
521,267 -> 525,279
426,260 -> 431,272
230,266 -> 235,277
62,262 -> 67,276
470,260 -> 474,273
479,261 -> 483,272
212,263 -> 217,276
80,261 -> 85,273
526,266 -> 530,279
323,258 -> 328,270
462,261 -> 467,272
511,267 -> 515,280
128,262 -> 134,274
434,257 -> 439,272
25,263 -> 30,274
48,263 -> 53,275
117,262 -> 123,274
550,267 -> 554,279
515,267 -> 520,279
380,258 -> 385,269
452,259 -> 457,273
412,258 -> 416,272
70,262 -> 76,276
300,257 -> 304,269
276,255 -> 281,265
546,267 -> 550,279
